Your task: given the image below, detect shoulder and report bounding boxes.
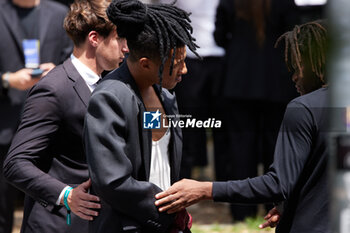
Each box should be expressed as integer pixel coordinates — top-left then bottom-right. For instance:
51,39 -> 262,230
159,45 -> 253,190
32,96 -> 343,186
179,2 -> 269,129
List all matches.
23,65 -> 68,116
41,63 -> 67,84
283,88 -> 328,129
95,77 -> 134,100
91,70 -> 137,107
289,87 -> 328,109
31,64 -> 68,95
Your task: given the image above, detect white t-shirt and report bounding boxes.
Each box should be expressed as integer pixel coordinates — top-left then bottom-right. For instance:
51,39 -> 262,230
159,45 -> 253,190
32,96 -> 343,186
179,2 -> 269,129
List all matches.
149,129 -> 171,191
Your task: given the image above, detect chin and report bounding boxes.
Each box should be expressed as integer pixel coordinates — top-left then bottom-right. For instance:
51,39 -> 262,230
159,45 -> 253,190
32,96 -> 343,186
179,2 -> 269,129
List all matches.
109,64 -> 119,70
169,83 -> 177,89
162,84 -> 176,90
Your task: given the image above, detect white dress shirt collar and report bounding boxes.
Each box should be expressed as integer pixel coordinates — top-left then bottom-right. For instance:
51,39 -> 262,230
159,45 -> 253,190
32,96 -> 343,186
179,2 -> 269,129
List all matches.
70,54 -> 101,92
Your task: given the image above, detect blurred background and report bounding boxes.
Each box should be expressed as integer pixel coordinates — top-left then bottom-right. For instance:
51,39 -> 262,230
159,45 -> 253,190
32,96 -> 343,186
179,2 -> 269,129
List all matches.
2,0 -> 335,232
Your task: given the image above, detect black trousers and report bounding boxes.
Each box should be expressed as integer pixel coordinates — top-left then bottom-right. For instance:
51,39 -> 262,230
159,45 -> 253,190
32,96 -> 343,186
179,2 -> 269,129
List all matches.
0,145 -> 17,233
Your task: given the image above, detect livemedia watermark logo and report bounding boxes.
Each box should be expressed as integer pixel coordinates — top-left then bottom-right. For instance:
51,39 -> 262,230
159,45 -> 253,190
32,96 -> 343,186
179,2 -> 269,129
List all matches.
143,109 -> 221,129
143,110 -> 162,129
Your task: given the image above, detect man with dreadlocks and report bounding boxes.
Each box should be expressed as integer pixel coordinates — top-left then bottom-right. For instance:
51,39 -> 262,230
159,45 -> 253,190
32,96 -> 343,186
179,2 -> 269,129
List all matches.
83,0 -> 198,232
155,20 -> 330,233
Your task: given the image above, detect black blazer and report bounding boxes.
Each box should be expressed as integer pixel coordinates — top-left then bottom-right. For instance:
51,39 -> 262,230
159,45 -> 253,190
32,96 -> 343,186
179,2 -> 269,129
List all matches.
3,59 -> 90,233
0,0 -> 73,146
214,0 -> 299,103
84,63 -> 183,233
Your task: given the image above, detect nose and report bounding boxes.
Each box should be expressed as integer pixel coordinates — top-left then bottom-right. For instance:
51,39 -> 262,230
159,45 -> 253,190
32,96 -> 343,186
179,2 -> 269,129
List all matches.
181,62 -> 188,75
121,39 -> 129,53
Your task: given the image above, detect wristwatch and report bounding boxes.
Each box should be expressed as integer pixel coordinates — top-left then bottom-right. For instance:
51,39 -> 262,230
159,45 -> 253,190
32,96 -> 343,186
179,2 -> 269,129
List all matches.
2,72 -> 10,89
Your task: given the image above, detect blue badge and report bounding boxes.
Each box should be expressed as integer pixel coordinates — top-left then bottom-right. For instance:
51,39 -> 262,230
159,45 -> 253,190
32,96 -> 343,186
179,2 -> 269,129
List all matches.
22,39 -> 40,68
143,110 -> 162,129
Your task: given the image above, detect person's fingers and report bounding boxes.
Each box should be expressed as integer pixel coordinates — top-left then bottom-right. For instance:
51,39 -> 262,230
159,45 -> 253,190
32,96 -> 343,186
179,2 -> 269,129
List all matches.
264,213 -> 272,220
259,219 -> 273,229
158,202 -> 175,212
42,71 -> 49,77
40,63 -> 55,71
74,211 -> 94,221
78,192 -> 100,202
155,193 -> 178,206
80,179 -> 92,190
167,198 -> 198,214
269,221 -> 277,228
155,191 -> 167,200
264,207 -> 278,219
77,206 -> 99,217
155,188 -> 176,199
271,214 -> 279,223
259,215 -> 280,229
23,69 -> 34,75
259,223 -> 268,229
158,197 -> 184,213
79,200 -> 101,209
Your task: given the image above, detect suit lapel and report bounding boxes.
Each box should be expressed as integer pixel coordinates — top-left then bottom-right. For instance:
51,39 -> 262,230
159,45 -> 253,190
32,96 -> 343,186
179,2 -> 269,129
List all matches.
1,1 -> 24,54
63,59 -> 91,107
119,64 -> 152,181
139,104 -> 152,181
154,87 -> 180,183
118,64 -> 180,182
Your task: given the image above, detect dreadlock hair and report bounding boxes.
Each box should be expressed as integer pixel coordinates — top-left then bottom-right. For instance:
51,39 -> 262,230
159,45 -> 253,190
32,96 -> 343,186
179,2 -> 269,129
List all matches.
275,20 -> 328,84
107,0 -> 199,88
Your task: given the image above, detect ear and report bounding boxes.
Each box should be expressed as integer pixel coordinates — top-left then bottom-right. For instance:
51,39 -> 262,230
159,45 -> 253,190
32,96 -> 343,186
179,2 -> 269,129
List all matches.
139,57 -> 152,70
87,31 -> 100,48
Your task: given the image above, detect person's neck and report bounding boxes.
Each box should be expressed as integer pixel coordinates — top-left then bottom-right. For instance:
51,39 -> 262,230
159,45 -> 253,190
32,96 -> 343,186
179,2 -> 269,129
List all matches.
127,59 -> 155,93
12,0 -> 40,8
73,47 -> 101,76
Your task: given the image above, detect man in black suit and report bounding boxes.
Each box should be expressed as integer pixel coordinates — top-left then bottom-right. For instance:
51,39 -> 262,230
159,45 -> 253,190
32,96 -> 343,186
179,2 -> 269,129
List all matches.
3,0 -> 129,232
155,21 -> 330,233
0,0 -> 72,232
84,0 -> 198,232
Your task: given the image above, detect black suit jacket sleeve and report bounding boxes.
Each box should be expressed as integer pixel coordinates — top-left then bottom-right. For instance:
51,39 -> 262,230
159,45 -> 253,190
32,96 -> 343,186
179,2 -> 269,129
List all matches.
84,89 -> 174,232
3,81 -> 67,207
212,101 -> 313,203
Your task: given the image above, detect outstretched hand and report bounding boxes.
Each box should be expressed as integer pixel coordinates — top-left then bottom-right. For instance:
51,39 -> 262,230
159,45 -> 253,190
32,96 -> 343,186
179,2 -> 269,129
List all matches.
61,179 -> 101,221
259,207 -> 281,229
155,179 -> 213,214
